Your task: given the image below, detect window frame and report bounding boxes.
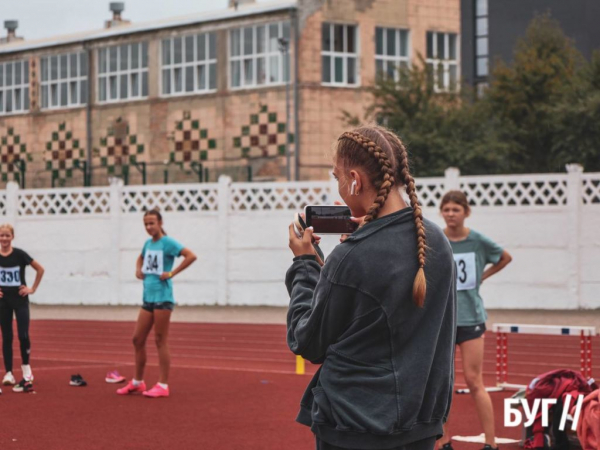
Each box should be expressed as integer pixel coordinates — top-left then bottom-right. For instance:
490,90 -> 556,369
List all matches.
474,0 -> 489,79
160,31 -> 218,97
228,21 -> 291,90
40,51 -> 88,111
425,31 -> 460,93
96,41 -> 149,104
374,27 -> 411,82
321,22 -> 360,87
0,59 -> 30,116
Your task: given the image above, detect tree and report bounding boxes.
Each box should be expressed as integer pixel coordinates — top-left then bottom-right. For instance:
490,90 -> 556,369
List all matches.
346,14 -> 600,175
343,56 -> 507,176
549,51 -> 600,172
484,14 -> 583,173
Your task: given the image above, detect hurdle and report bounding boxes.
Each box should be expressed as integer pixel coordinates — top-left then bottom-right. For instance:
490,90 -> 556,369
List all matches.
493,323 -> 596,390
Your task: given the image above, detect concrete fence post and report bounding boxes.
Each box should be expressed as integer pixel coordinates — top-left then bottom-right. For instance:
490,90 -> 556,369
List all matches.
444,167 -> 461,191
109,177 -> 124,305
566,164 -> 583,308
5,181 -> 19,229
217,175 -> 232,306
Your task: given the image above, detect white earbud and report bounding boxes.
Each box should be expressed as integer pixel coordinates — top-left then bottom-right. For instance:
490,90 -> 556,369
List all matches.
350,180 -> 358,196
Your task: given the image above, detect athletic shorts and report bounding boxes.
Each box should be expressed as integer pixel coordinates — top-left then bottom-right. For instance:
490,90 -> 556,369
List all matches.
456,323 -> 486,345
141,301 -> 174,312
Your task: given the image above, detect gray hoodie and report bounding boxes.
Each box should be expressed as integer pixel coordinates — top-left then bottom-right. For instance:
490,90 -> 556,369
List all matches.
286,207 -> 456,449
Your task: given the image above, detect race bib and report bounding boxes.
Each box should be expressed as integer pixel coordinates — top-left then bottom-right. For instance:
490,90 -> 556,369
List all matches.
142,250 -> 164,275
453,253 -> 476,291
0,266 -> 21,287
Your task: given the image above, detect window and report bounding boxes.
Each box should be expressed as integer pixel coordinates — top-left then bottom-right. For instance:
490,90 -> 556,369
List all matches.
321,23 -> 359,86
475,0 -> 489,78
375,27 -> 410,81
0,60 -> 29,115
426,31 -> 459,92
98,42 -> 148,102
162,32 -> 217,96
40,52 -> 88,109
229,22 -> 290,89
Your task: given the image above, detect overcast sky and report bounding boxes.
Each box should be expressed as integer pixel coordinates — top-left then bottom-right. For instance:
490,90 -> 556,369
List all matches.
3,0 -> 272,41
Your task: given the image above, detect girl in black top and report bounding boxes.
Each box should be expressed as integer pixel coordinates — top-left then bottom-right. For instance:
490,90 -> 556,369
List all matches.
0,224 -> 45,393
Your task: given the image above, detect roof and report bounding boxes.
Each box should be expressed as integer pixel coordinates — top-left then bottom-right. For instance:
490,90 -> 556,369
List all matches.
0,0 -> 297,55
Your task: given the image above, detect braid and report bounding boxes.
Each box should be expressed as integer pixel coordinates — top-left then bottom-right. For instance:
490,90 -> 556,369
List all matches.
384,130 -> 427,307
338,132 -> 396,224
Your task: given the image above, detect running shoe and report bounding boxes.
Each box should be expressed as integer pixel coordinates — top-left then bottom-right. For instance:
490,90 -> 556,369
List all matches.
116,380 -> 146,395
440,443 -> 454,450
69,374 -> 87,386
143,383 -> 169,398
13,379 -> 35,393
2,371 -> 15,385
105,370 -> 126,384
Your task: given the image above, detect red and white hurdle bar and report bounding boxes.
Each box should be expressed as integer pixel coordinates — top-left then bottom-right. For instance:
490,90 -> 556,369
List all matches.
493,323 -> 596,390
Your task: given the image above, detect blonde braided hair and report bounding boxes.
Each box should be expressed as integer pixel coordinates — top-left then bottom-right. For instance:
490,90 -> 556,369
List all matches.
337,126 -> 427,307
379,129 -> 427,306
338,131 -> 396,223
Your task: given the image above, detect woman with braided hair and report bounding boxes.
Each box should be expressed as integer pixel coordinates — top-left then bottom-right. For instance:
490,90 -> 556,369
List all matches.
286,125 -> 457,450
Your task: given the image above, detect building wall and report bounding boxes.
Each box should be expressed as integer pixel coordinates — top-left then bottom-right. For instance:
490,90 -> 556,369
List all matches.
0,0 -> 460,186
296,0 -> 459,180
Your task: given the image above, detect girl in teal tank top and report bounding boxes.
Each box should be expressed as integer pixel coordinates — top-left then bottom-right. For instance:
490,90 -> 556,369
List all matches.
116,209 -> 197,398
437,191 -> 512,450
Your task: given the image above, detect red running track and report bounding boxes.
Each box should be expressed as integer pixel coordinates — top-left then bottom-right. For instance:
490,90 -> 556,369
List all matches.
0,320 -> 597,450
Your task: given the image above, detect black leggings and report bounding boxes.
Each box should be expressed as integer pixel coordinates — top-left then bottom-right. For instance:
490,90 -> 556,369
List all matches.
316,436 -> 437,450
0,298 -> 30,372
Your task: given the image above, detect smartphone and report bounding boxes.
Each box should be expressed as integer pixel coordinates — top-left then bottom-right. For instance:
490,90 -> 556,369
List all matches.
304,205 -> 358,235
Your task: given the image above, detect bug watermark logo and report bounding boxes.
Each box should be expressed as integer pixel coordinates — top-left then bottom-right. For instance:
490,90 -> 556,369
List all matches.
504,395 -> 584,430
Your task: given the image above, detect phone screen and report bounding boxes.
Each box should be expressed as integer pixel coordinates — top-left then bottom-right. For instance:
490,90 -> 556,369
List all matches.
305,206 -> 358,234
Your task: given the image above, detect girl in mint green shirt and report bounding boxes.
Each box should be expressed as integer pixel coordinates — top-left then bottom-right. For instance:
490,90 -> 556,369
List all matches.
117,209 -> 197,399
438,191 -> 512,450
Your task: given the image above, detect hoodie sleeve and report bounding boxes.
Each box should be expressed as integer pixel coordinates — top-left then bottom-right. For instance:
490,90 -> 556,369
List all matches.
285,254 -> 365,364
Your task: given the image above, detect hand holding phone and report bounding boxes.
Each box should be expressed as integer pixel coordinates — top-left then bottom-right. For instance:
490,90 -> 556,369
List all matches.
291,213 -> 325,266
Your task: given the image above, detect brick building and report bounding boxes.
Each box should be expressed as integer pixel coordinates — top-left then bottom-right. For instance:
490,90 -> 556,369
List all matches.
0,0 -> 459,187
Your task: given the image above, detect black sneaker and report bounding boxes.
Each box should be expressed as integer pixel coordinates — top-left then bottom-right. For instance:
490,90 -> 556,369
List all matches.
13,379 -> 35,393
482,445 -> 499,450
69,374 -> 87,387
441,443 -> 454,450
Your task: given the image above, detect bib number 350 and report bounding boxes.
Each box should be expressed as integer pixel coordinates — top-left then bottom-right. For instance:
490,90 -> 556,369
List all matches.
453,253 -> 476,291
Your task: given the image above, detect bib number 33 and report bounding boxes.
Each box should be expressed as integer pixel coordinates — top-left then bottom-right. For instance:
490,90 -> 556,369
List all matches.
453,253 -> 476,291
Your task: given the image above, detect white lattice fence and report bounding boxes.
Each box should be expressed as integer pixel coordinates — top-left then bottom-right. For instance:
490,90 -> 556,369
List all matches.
0,192 -> 6,216
120,184 -> 219,213
18,187 -> 111,216
415,178 -> 446,208
583,175 -> 600,205
460,174 -> 569,207
230,182 -> 330,211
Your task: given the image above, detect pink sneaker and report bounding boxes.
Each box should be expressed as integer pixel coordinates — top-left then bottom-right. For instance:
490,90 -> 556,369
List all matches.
105,371 -> 126,384
116,380 -> 146,395
143,384 -> 169,398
